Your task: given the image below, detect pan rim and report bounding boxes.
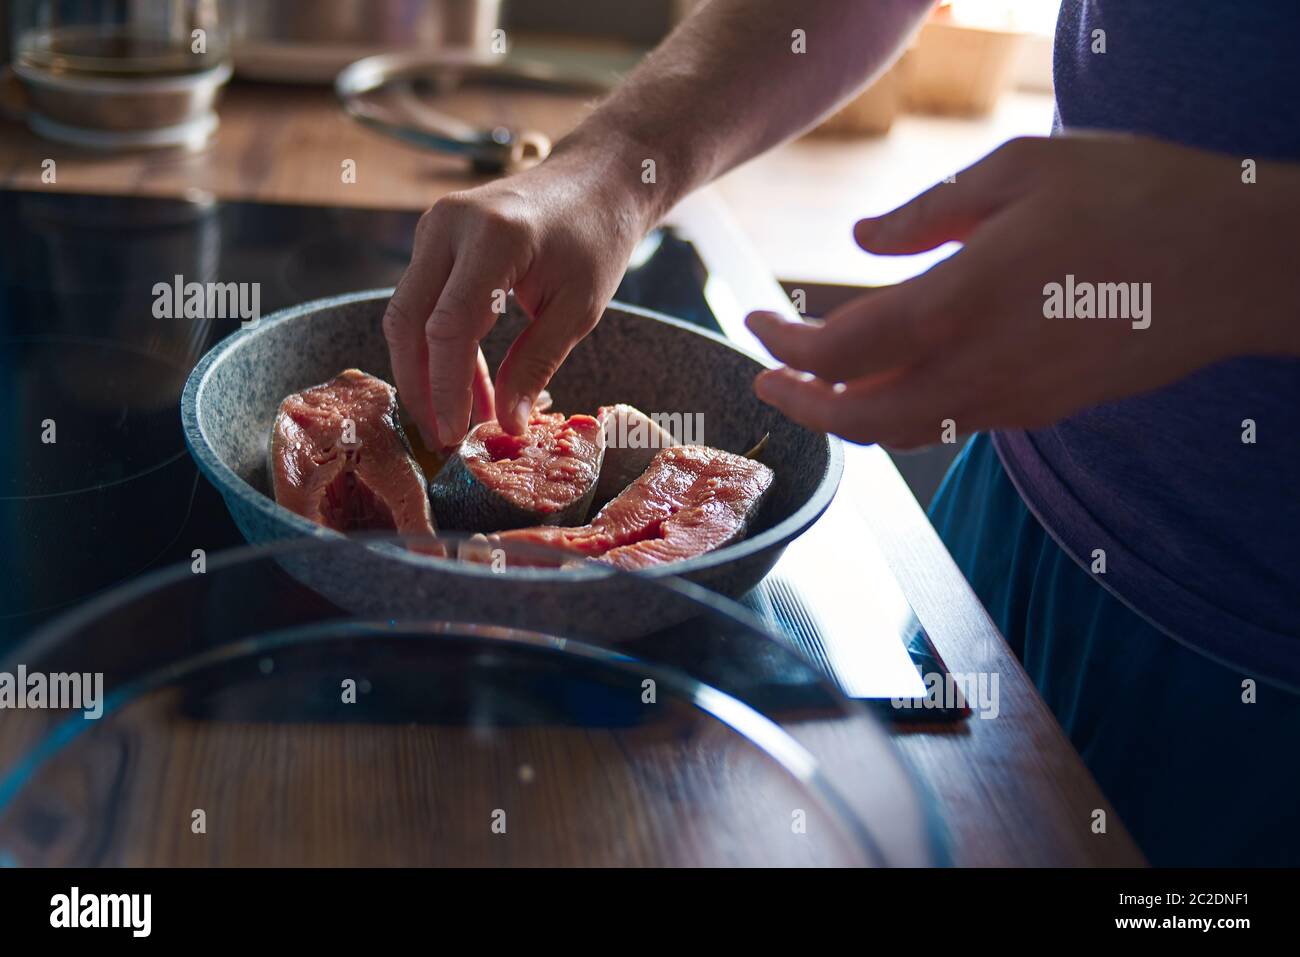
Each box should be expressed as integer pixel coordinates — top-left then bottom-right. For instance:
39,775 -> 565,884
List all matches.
180,288 -> 844,581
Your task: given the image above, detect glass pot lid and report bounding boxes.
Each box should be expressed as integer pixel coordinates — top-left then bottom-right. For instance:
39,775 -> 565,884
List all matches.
0,532 -> 943,867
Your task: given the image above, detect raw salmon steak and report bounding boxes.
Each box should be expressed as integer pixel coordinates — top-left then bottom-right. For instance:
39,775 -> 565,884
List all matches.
429,411 -> 606,532
592,403 -> 679,510
492,445 -> 774,570
269,368 -> 436,536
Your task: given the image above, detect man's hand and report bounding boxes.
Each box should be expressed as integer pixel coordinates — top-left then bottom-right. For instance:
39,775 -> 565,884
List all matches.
748,134 -> 1300,448
381,0 -> 932,449
383,148 -> 649,448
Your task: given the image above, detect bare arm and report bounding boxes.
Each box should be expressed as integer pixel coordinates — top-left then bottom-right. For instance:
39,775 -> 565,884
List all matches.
564,0 -> 933,225
383,0 -> 933,447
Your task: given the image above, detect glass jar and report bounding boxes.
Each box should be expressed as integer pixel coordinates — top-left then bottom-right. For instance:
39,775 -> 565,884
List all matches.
10,0 -> 232,147
14,0 -> 230,78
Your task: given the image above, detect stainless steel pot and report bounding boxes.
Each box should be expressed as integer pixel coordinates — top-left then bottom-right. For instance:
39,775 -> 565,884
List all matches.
231,0 -> 501,83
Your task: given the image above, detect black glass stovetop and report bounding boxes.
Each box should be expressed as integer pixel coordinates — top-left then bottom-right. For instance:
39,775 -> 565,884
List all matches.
0,188 -> 720,646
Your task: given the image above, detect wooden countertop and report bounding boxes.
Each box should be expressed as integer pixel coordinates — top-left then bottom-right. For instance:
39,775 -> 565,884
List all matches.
0,81 -> 1142,866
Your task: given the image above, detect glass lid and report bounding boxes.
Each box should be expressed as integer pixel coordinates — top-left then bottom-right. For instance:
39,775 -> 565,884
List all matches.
0,533 -> 943,867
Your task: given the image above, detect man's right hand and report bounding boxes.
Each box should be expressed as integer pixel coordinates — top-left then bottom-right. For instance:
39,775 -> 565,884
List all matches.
382,0 -> 932,449
382,145 -> 650,449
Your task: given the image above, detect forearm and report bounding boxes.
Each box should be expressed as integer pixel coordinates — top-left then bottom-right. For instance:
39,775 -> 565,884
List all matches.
548,0 -> 933,228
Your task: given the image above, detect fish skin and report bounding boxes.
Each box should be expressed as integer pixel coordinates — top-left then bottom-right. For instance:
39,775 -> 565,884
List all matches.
592,404 -> 680,512
491,445 -> 774,570
269,368 -> 436,536
429,411 -> 606,532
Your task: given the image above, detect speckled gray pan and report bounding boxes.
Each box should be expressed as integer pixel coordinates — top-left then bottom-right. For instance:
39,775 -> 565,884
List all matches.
181,290 -> 843,639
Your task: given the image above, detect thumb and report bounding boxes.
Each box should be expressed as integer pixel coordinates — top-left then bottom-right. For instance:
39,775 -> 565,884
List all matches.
855,143 -> 1032,255
469,346 -> 496,426
494,290 -> 602,434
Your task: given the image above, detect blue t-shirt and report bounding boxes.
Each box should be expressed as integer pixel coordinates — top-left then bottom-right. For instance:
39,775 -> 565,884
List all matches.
991,0 -> 1300,684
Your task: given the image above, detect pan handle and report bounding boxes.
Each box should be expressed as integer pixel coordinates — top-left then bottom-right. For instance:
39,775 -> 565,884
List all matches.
335,51 -> 613,175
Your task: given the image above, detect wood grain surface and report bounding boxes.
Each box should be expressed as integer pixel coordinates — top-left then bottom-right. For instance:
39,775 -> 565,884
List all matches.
0,695 -> 879,867
0,82 -> 591,209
